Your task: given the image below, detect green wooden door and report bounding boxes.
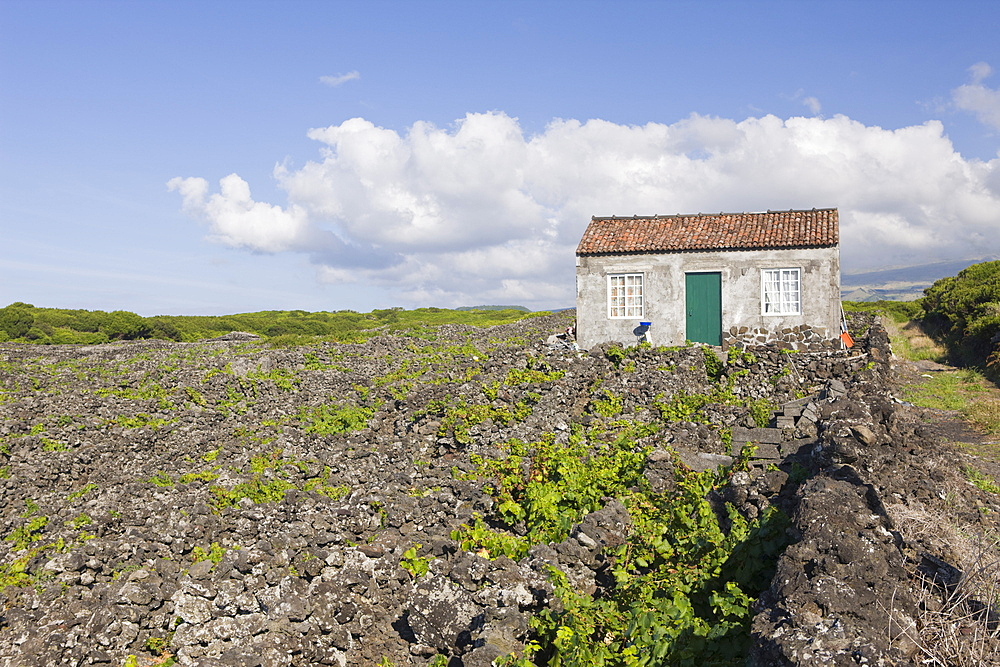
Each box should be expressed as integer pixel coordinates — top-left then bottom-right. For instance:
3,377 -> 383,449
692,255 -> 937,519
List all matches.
685,272 -> 722,346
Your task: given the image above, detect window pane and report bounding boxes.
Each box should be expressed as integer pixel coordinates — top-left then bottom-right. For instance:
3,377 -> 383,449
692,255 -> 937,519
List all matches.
762,268 -> 800,315
609,273 -> 643,318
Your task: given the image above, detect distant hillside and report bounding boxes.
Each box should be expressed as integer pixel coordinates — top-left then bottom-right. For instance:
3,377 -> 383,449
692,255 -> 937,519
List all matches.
840,256 -> 1000,302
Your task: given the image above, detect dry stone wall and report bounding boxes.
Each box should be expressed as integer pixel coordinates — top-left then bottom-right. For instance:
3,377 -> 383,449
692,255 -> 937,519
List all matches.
724,323 -> 839,352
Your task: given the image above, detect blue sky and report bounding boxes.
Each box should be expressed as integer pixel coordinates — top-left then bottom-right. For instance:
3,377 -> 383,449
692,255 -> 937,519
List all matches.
2,0 -> 1000,315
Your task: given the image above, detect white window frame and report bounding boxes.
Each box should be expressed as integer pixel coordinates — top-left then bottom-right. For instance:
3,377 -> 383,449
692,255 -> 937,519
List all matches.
761,268 -> 801,315
608,273 -> 644,319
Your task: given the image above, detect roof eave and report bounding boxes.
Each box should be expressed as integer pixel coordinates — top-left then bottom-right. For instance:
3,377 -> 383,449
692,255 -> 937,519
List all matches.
576,242 -> 840,257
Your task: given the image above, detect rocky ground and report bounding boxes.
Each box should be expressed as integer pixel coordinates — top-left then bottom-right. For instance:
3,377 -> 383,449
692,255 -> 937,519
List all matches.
1,312 -> 998,666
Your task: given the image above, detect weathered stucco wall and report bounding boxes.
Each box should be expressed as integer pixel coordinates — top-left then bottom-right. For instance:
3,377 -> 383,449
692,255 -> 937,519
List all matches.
575,246 -> 841,349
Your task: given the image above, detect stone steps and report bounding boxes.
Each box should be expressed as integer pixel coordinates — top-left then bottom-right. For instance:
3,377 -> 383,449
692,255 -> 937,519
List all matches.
730,378 -> 848,464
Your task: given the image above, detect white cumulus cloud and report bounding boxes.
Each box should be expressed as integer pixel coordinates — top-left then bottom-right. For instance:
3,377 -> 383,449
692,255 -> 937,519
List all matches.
953,61 -> 1000,131
171,107 -> 1000,309
802,96 -> 822,115
168,174 -> 311,253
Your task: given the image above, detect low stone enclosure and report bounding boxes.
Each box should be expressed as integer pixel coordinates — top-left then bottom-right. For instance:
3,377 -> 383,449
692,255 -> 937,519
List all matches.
0,312 -> 998,666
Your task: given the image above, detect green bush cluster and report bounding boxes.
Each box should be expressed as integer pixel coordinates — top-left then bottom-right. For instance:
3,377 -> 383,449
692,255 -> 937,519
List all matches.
513,490 -> 787,666
455,425 -> 653,558
843,261 -> 1000,373
300,400 -> 378,435
417,394 -> 537,446
0,303 -> 163,343
920,260 -> 1000,371
5,515 -> 49,551
0,303 -> 540,345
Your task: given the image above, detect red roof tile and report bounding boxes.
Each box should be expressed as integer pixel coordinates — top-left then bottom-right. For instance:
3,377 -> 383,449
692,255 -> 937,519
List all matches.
576,208 -> 839,256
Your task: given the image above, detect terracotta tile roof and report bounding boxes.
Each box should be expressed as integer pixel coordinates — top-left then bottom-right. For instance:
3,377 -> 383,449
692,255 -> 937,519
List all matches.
576,208 -> 839,256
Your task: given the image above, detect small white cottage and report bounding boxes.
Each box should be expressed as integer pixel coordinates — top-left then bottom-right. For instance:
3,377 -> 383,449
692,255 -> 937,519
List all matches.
574,208 -> 842,350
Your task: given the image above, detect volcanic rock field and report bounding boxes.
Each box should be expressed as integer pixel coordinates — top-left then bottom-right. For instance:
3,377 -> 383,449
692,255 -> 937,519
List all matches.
1,312 -> 996,666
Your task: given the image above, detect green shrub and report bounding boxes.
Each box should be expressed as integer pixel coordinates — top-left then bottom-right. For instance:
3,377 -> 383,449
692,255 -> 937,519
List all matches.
99,310 -> 151,340
0,305 -> 33,339
589,389 -> 624,418
400,544 -> 432,579
210,478 -> 295,509
605,345 -> 628,367
190,542 -> 227,565
459,425 -> 651,555
5,516 -> 48,550
66,483 -> 98,502
148,471 -> 174,487
301,402 -> 376,435
748,398 -> 777,428
498,462 -> 789,667
920,261 -> 1000,371
702,346 -> 724,381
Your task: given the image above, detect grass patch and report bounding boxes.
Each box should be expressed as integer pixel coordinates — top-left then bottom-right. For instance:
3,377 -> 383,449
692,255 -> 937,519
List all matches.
843,299 -> 922,324
964,398 -> 1000,436
903,369 -> 989,412
882,318 -> 947,363
904,368 -> 1000,438
963,466 -> 1000,494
